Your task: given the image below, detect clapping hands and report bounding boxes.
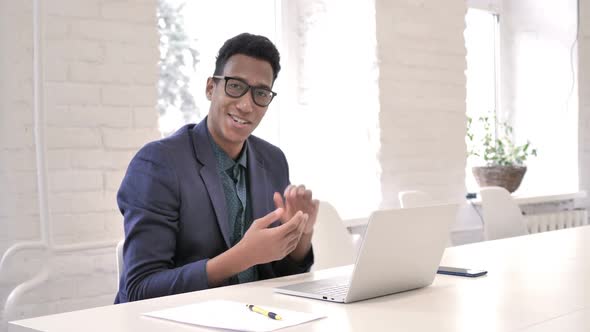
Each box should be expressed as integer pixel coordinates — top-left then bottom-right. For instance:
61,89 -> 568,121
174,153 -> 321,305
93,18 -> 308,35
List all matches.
273,184 -> 319,235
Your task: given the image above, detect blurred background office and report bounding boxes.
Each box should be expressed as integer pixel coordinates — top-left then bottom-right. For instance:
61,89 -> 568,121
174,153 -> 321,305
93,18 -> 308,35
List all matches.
1,0 -> 589,329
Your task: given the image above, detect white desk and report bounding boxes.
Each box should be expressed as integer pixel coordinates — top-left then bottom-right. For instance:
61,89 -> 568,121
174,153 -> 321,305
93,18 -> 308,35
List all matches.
10,226 -> 590,332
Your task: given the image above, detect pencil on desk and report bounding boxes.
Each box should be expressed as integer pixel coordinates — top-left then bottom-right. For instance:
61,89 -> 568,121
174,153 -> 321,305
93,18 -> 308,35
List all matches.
246,304 -> 283,320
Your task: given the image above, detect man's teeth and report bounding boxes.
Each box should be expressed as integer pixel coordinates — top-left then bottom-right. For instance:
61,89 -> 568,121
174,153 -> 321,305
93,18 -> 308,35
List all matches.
230,114 -> 248,124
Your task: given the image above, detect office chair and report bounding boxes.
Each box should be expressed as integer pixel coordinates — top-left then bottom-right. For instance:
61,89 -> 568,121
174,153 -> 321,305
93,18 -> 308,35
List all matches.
397,190 -> 457,247
479,186 -> 528,240
398,190 -> 434,208
310,201 -> 356,271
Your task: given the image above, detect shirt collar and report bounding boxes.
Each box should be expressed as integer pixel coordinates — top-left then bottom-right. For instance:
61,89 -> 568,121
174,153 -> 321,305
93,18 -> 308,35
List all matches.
208,131 -> 248,171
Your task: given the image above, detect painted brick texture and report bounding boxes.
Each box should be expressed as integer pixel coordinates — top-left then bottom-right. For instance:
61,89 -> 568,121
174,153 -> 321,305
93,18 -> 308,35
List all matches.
374,0 -> 468,208
581,0 -> 590,206
0,0 -> 159,324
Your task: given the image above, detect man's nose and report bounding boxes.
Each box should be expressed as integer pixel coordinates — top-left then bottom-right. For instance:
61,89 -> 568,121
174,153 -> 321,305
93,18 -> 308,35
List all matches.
235,90 -> 256,112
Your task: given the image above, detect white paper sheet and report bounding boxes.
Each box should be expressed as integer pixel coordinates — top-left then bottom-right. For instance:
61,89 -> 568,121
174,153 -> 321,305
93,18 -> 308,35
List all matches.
143,300 -> 325,331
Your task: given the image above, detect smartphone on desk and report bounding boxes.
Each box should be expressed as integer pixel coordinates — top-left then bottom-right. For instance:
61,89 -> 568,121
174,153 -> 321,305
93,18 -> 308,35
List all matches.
437,266 -> 487,277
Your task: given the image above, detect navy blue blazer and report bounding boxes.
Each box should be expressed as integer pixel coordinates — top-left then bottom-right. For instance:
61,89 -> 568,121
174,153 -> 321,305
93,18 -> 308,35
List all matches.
115,119 -> 313,303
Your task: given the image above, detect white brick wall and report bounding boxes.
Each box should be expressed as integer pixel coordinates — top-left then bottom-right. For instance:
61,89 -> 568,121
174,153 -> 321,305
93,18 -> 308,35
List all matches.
375,0 -> 468,208
13,247 -> 119,321
0,0 -> 159,324
0,3 -> 39,325
47,106 -> 134,128
101,85 -> 158,106
581,0 -> 590,207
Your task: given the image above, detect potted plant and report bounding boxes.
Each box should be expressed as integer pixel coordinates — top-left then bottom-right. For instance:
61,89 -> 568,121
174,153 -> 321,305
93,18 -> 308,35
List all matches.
466,114 -> 537,193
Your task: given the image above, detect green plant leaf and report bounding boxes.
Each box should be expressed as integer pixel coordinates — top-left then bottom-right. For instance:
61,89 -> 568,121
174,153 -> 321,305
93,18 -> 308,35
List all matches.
466,113 -> 537,167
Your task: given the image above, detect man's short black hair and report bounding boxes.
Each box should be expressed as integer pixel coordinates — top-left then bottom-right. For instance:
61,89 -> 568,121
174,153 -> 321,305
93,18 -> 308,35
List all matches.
214,33 -> 281,81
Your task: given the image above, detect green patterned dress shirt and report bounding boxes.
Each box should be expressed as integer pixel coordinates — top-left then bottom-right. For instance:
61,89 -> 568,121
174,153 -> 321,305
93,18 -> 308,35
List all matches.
209,136 -> 258,284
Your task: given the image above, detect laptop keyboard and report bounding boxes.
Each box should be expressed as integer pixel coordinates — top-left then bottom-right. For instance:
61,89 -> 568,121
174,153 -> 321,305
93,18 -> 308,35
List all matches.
316,283 -> 350,297
305,280 -> 350,298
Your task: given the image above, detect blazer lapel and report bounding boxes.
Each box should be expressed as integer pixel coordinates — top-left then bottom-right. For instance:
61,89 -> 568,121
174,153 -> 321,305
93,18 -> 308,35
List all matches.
190,120 -> 231,249
247,141 -> 271,221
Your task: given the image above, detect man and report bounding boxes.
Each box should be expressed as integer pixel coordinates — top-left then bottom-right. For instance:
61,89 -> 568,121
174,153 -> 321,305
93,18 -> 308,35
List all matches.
115,33 -> 319,303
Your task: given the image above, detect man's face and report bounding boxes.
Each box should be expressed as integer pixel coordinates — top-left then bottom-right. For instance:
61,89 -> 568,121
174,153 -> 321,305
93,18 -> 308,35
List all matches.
206,54 -> 274,157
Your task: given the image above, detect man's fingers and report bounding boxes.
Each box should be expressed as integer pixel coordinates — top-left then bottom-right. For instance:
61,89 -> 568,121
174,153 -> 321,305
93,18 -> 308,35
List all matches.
311,199 -> 320,214
286,218 -> 304,245
303,201 -> 319,234
252,208 -> 283,229
302,191 -> 314,212
299,213 -> 309,233
286,233 -> 300,253
273,210 -> 304,236
273,192 -> 284,209
283,185 -> 295,198
282,186 -> 294,211
282,185 -> 296,213
289,185 -> 299,200
291,213 -> 307,240
297,185 -> 306,203
294,185 -> 306,203
296,185 -> 306,197
285,185 -> 307,210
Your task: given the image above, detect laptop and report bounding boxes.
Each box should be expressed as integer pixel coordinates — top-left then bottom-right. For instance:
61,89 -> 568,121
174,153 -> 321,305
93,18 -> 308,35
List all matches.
274,204 -> 458,303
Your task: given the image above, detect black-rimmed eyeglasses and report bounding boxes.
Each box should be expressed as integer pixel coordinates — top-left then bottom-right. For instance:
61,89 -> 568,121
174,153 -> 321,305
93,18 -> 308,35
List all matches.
212,75 -> 277,107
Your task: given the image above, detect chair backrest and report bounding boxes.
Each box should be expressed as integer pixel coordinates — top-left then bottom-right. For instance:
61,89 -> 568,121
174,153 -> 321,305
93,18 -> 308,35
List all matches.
479,186 -> 528,240
397,190 -> 456,247
115,239 -> 124,288
398,190 -> 434,208
311,201 -> 356,271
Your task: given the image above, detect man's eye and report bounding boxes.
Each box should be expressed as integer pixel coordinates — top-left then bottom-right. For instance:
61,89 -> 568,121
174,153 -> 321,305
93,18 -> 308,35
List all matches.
229,83 -> 244,90
256,90 -> 270,97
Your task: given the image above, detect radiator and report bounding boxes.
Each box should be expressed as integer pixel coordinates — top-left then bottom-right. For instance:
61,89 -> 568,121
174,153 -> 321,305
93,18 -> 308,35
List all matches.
524,209 -> 589,234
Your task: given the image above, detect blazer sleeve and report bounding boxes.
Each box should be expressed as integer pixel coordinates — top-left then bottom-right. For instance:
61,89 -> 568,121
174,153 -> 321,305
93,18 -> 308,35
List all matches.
117,142 -> 209,301
272,248 -> 314,276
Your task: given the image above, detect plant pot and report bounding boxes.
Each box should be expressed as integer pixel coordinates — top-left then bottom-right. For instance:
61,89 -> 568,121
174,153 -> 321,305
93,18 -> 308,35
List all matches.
472,165 -> 527,193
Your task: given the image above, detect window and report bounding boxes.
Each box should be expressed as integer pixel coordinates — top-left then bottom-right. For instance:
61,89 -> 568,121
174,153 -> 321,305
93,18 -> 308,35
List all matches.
464,8 -> 500,192
157,0 -> 380,219
465,4 -> 579,195
157,0 -> 282,143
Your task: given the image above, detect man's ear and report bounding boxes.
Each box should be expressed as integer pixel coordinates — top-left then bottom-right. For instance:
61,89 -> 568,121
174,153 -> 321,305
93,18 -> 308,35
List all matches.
206,77 -> 215,101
